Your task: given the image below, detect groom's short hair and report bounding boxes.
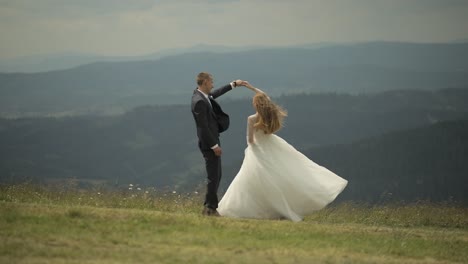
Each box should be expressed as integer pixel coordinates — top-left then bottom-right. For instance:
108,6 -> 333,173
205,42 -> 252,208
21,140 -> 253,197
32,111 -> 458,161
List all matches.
197,72 -> 212,86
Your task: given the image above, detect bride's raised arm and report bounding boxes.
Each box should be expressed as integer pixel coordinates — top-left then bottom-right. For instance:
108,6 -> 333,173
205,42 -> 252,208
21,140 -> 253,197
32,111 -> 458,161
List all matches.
243,81 -> 265,94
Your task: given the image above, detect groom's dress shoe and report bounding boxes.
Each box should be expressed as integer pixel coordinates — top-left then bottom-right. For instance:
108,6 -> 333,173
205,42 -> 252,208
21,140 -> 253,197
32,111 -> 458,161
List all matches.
202,207 -> 221,217
202,207 -> 210,216
211,209 -> 221,217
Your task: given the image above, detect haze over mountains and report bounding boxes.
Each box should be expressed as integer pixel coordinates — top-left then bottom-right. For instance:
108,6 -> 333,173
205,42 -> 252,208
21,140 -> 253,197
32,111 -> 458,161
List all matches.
1,41 -> 467,117
1,41 -> 467,204
0,44 -> 272,73
1,88 -> 467,203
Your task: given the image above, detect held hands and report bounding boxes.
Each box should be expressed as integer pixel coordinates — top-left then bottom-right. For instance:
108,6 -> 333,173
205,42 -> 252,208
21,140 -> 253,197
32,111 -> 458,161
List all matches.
233,80 -> 248,87
233,79 -> 265,94
233,80 -> 254,89
237,80 -> 254,90
242,81 -> 253,89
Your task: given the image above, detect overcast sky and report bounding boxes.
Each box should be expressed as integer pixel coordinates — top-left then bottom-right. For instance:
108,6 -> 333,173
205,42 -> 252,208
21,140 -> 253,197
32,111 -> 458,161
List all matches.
1,0 -> 468,59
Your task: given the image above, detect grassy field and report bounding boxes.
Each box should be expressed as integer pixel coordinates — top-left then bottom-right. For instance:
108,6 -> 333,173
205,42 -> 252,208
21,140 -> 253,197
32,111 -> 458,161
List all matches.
1,184 -> 467,264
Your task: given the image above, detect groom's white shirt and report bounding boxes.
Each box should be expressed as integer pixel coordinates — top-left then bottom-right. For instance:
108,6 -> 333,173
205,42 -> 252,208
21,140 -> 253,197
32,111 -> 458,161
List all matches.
197,89 -> 212,108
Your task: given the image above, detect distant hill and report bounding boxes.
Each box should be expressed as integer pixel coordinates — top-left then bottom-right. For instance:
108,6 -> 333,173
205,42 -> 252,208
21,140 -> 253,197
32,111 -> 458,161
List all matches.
305,120 -> 468,204
1,88 -> 467,204
0,44 -> 270,73
1,42 -> 467,117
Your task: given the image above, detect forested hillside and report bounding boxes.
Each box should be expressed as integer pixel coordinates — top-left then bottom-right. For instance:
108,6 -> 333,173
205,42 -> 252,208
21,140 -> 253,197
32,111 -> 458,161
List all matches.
305,120 -> 468,204
1,88 -> 467,203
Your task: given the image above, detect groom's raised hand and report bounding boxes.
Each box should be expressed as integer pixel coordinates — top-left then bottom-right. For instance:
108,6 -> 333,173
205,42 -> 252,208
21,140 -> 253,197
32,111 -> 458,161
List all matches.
233,80 -> 248,88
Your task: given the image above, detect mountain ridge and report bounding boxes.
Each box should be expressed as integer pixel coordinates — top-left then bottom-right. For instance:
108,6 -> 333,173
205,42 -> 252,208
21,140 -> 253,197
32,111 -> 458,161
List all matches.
1,88 -> 467,203
1,41 -> 468,117
305,119 -> 468,203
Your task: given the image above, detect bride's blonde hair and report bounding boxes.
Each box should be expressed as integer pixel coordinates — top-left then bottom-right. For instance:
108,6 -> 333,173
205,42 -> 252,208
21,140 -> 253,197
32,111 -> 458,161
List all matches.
253,93 -> 287,134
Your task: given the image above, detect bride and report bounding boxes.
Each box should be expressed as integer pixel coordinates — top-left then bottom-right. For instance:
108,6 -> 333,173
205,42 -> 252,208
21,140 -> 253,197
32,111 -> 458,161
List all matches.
218,83 -> 348,222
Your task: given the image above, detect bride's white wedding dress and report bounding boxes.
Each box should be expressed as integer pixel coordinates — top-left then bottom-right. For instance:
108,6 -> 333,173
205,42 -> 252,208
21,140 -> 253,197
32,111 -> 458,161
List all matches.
218,114 -> 348,222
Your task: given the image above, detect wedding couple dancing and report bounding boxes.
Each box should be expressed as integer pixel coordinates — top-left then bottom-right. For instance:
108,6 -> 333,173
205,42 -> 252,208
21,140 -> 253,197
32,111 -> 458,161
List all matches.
191,72 -> 347,222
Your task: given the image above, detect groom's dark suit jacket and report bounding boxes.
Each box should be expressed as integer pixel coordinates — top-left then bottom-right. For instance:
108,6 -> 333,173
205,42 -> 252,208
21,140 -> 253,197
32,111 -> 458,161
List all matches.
191,84 -> 232,151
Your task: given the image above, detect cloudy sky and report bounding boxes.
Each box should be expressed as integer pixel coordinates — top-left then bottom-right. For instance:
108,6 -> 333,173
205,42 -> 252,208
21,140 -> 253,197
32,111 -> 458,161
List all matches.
1,0 -> 468,59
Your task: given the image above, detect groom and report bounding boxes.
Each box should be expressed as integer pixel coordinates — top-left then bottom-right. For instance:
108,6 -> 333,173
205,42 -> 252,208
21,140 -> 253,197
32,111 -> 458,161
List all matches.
191,72 -> 246,216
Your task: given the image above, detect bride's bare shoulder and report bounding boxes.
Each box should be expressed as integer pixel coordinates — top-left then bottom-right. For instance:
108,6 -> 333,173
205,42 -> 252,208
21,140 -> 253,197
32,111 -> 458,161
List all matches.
247,114 -> 258,122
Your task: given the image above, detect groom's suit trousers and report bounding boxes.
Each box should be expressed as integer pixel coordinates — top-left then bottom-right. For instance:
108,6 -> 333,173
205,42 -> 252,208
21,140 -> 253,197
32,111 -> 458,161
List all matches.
202,147 -> 222,209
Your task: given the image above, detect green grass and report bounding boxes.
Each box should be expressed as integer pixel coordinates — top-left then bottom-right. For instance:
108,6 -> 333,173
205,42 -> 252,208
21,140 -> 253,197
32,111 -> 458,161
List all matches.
1,184 -> 467,263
